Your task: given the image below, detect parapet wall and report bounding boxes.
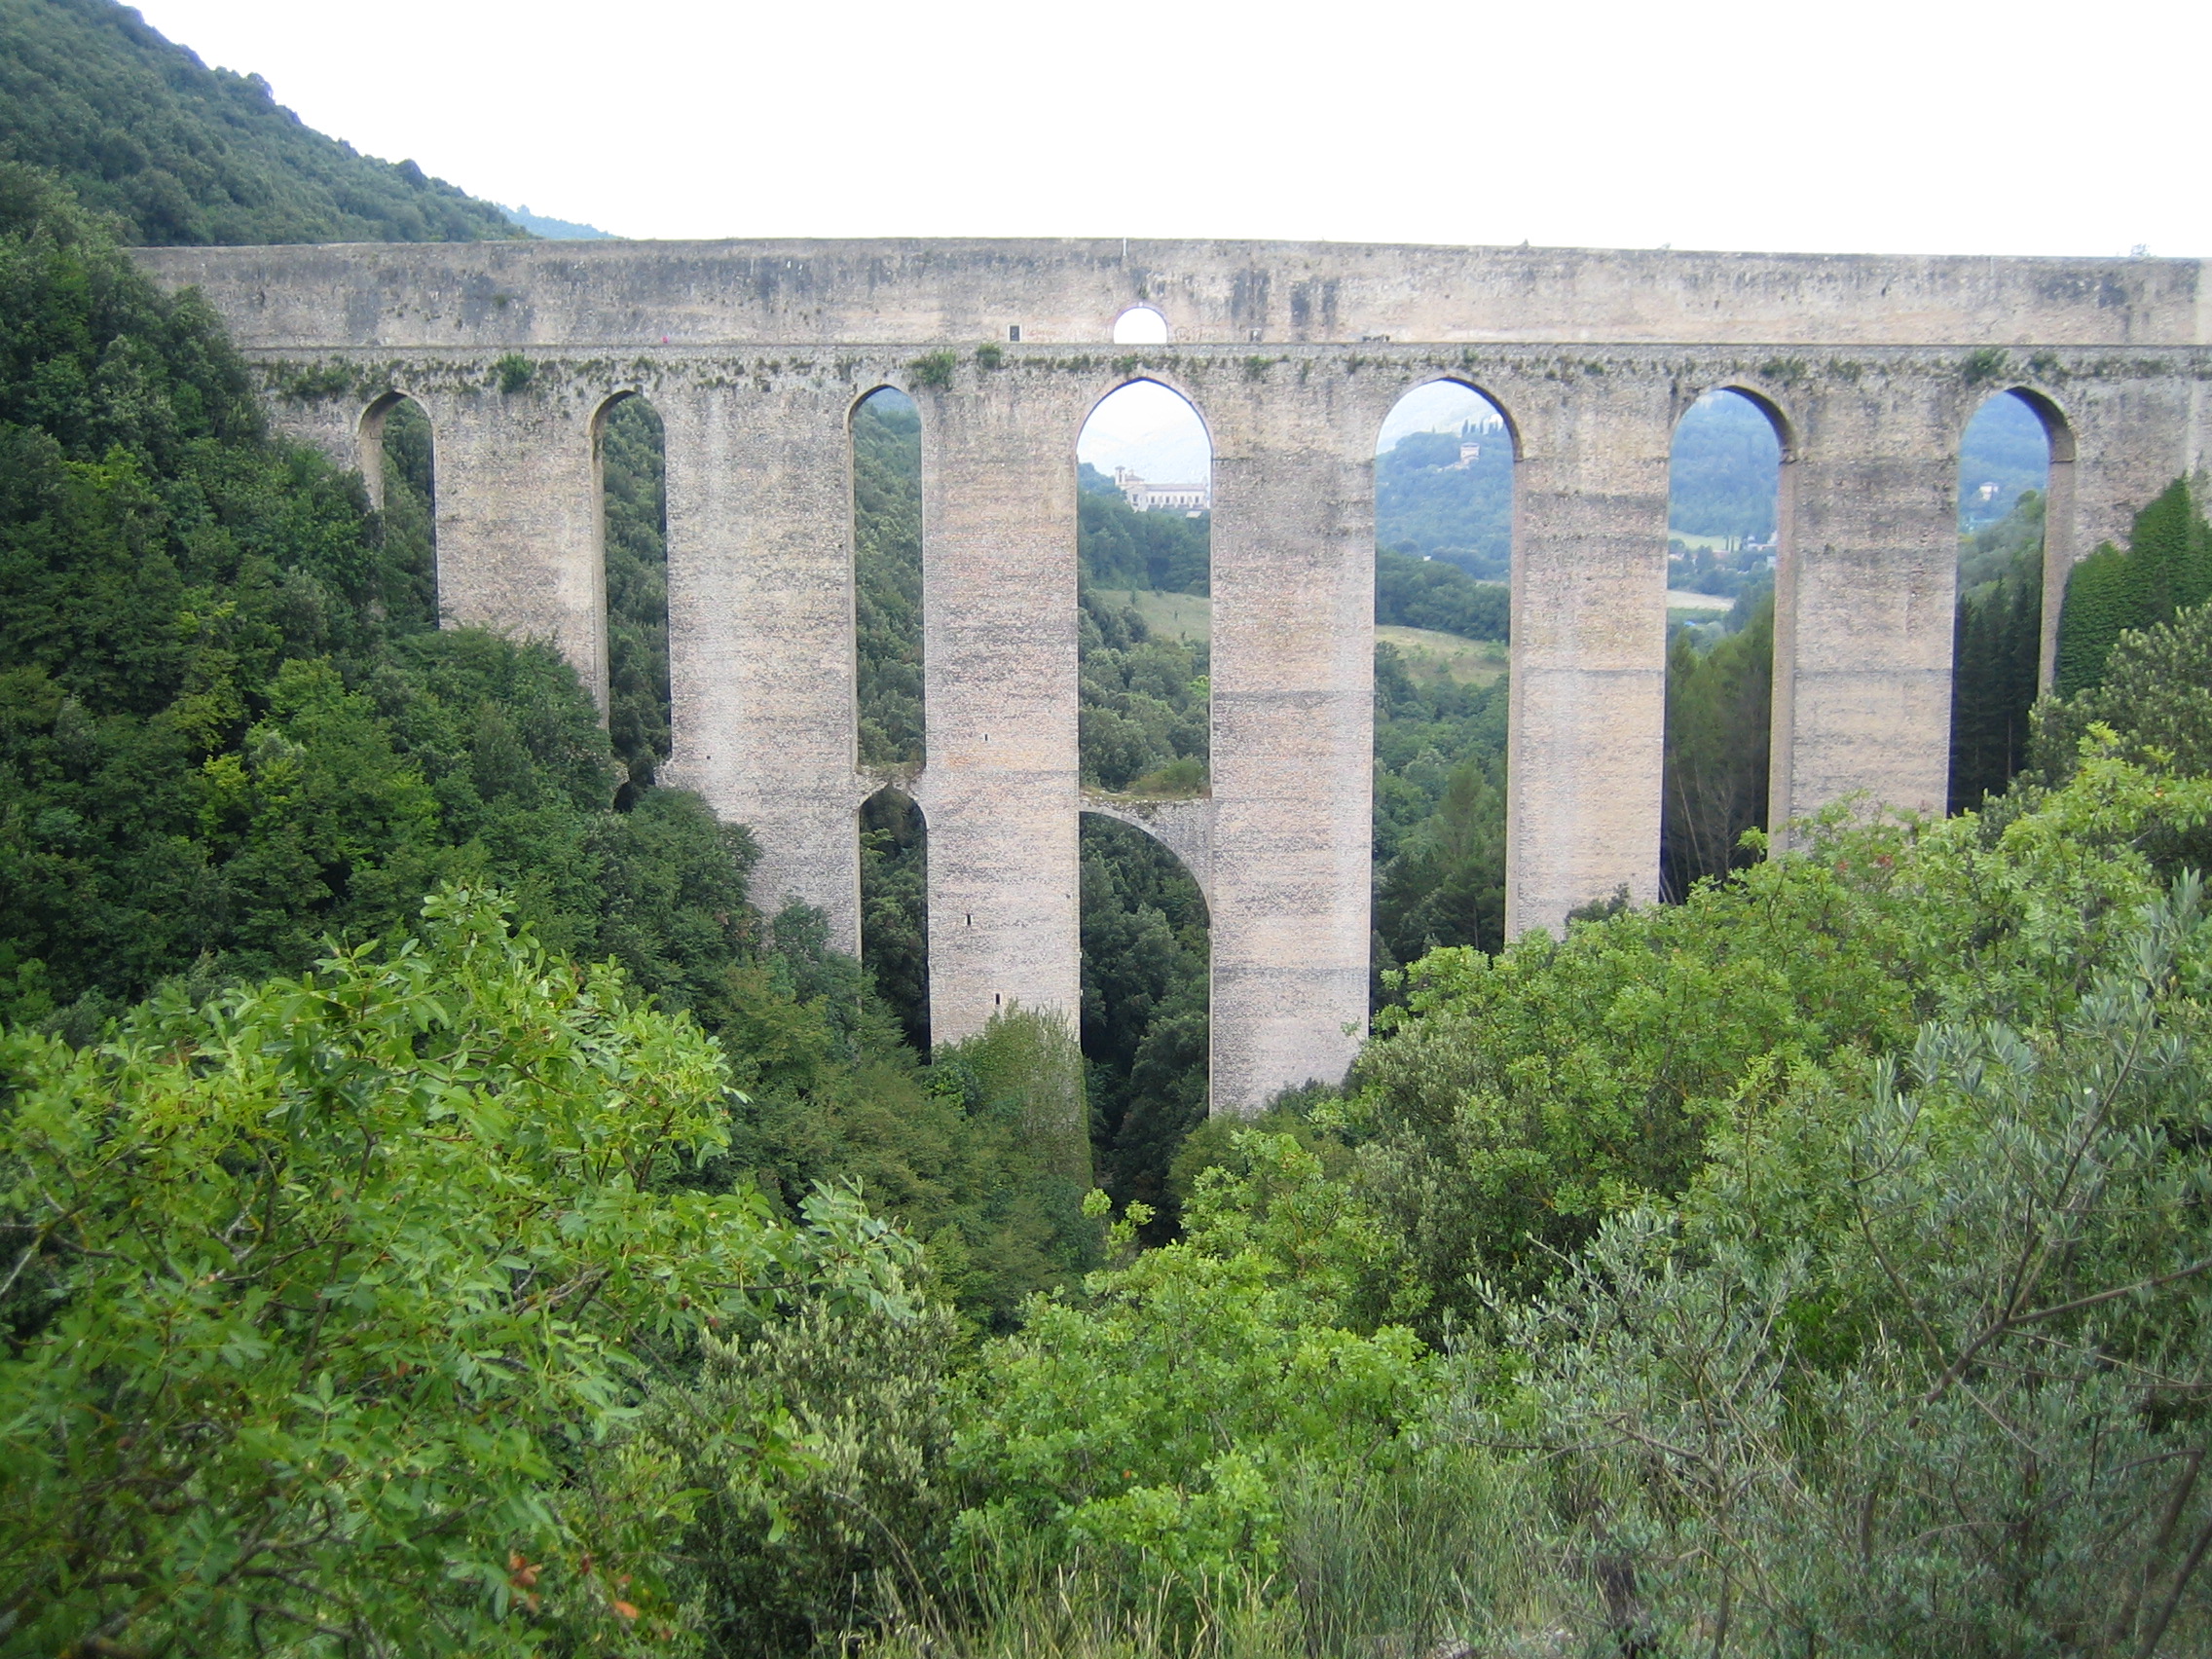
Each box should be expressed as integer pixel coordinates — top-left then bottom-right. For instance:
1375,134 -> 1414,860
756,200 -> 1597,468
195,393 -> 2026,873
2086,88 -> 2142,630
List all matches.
130,238 -> 2212,1112
134,238 -> 2212,350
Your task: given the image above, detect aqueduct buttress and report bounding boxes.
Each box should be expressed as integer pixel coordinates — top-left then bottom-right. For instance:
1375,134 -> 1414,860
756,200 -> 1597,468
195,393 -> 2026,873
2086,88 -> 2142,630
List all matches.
132,239 -> 2212,1112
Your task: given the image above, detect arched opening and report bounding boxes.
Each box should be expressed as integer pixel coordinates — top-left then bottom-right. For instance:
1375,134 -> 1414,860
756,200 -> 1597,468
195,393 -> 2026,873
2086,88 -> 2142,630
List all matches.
1075,380 -> 1211,796
853,387 -> 925,774
1112,305 -> 1169,346
1081,813 -> 1209,1229
1950,388 -> 2057,810
1370,380 -> 1514,992
1660,388 -> 1785,902
1075,380 -> 1212,1213
860,786 -> 929,1051
594,392 -> 670,801
360,392 -> 437,633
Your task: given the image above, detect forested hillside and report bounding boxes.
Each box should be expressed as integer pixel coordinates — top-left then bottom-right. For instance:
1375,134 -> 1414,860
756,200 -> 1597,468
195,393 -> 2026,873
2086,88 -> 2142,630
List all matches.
0,0 -> 524,243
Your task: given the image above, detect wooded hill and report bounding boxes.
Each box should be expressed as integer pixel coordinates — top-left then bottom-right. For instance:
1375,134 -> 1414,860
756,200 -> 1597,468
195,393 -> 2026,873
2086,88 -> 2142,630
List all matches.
0,0 -> 524,244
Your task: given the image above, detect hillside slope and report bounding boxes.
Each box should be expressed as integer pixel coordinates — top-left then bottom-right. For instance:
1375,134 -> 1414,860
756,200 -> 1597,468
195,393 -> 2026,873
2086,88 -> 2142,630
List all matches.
0,0 -> 523,244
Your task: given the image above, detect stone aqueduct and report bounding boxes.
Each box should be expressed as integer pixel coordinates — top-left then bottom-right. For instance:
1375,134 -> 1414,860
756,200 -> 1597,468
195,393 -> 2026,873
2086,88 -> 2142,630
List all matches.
133,240 -> 2212,1112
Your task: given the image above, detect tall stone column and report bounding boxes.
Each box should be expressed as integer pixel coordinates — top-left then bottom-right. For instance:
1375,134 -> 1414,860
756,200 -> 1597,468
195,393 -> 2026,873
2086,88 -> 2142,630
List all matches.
1770,372 -> 1958,834
1205,371 -> 1381,1113
659,379 -> 865,952
1501,371 -> 1674,938
914,368 -> 1088,1046
416,382 -> 608,715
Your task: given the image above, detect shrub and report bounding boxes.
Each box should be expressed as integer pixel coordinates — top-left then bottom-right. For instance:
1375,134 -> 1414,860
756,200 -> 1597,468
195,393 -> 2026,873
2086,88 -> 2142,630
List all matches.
0,888 -> 920,1657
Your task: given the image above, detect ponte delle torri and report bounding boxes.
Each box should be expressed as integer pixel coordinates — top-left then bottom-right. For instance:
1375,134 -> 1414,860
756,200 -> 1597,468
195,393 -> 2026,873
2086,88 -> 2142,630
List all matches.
131,239 -> 2212,1113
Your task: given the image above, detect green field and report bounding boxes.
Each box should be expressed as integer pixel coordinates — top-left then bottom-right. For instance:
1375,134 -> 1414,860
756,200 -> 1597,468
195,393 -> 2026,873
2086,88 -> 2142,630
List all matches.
1093,587 -> 1213,642
1377,624 -> 1507,684
1093,591 -> 1505,685
1666,589 -> 1735,611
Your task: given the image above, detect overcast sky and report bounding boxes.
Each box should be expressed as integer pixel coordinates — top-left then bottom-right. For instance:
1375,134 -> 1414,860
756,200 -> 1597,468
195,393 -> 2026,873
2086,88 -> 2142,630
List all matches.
134,0 -> 2202,259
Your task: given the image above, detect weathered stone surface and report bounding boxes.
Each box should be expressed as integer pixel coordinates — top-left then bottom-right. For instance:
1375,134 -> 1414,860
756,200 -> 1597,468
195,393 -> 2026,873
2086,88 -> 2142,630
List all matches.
911,370 -> 1088,1049
1771,373 -> 1962,836
658,380 -> 864,944
130,240 -> 2212,1113
1500,370 -> 1673,933
1202,368 -> 1385,1109
133,240 -> 2209,350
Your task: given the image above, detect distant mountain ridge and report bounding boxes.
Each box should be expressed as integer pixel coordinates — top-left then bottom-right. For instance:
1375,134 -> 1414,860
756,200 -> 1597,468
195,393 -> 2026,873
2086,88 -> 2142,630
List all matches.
0,0 -> 525,244
502,203 -> 615,240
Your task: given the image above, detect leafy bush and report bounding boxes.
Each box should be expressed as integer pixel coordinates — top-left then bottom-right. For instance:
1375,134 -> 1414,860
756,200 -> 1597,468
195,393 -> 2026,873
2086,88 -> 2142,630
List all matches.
644,1297 -> 960,1658
951,1194 -> 1429,1607
1465,878 -> 2212,1652
1350,750 -> 2212,1325
2035,595 -> 2212,787
2055,479 -> 2212,696
0,889 -> 920,1657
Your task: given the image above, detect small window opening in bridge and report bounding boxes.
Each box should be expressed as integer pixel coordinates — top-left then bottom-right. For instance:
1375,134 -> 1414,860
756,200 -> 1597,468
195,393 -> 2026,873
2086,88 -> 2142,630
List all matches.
1371,380 -> 1514,988
1660,388 -> 1785,902
1081,812 -> 1209,1234
1008,325 -> 1022,343
596,393 -> 671,805
1950,388 -> 2059,811
1112,306 -> 1169,346
361,392 -> 438,633
860,787 -> 929,1051
853,387 -> 925,772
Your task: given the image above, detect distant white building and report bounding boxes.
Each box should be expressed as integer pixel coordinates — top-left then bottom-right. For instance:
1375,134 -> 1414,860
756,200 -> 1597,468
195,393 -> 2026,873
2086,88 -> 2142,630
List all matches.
1450,441 -> 1483,468
1115,465 -> 1210,513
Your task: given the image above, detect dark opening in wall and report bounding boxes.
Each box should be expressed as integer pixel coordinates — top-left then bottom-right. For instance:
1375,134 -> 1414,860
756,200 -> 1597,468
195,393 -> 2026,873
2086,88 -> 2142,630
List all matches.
1950,389 -> 2056,811
853,387 -> 924,772
596,393 -> 670,802
1661,387 -> 1784,902
1371,380 -> 1513,989
1081,814 -> 1208,1226
860,787 -> 928,1051
363,393 -> 437,633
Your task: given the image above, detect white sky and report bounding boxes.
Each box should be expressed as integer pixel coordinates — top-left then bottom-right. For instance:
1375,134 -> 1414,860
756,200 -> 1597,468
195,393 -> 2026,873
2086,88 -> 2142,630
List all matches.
132,0 -> 2202,258
1078,382 -> 1211,482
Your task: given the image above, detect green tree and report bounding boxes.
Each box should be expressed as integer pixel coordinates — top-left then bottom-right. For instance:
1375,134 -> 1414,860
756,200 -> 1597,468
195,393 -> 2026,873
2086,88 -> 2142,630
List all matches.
1347,751 -> 2212,1326
859,787 -> 928,1051
601,395 -> 672,794
1082,817 -> 1210,1226
2054,479 -> 2212,696
1373,547 -> 1507,640
1948,490 -> 2045,809
0,0 -> 526,245
0,889 -> 921,1657
1472,878 -> 2212,1652
854,390 -> 923,771
1660,592 -> 1773,899
2034,598 -> 2212,785
1371,644 -> 1510,990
